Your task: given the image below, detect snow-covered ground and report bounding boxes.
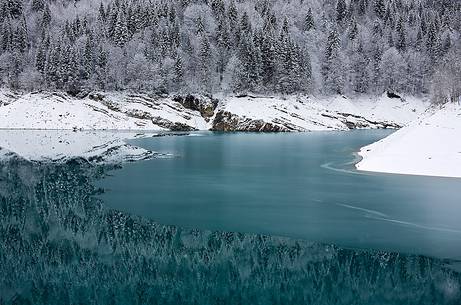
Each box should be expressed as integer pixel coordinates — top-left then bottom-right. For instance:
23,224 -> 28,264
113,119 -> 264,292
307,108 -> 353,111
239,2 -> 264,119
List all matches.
216,95 -> 428,131
0,91 -> 208,131
0,130 -> 170,164
0,90 -> 429,132
356,103 -> 461,178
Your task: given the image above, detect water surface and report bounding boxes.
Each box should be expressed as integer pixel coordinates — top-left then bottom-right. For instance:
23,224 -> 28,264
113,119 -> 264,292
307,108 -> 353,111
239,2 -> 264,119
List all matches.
100,131 -> 461,260
1,130 -> 461,305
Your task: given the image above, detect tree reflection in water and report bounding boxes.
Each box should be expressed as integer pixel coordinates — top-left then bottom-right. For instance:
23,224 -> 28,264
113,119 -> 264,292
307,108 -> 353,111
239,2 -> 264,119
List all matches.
0,156 -> 460,305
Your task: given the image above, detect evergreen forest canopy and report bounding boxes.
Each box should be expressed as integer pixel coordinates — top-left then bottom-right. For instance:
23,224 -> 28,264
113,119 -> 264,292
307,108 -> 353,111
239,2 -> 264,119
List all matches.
0,0 -> 460,103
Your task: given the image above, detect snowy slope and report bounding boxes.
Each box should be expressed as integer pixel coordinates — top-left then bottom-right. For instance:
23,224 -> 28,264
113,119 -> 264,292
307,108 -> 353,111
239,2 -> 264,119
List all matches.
356,103 -> 461,178
0,91 -> 208,131
0,130 -> 169,164
213,94 -> 428,132
0,90 -> 429,132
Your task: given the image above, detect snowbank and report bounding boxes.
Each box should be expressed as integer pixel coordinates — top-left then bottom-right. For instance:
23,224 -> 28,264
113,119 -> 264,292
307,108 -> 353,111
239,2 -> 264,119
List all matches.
356,103 -> 461,178
0,130 -> 169,164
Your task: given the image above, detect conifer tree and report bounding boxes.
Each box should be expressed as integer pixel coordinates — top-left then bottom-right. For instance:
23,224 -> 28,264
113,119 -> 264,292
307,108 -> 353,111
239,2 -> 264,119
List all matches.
303,8 -> 315,32
426,20 -> 441,61
348,18 -> 359,40
396,16 -> 406,52
357,0 -> 367,16
113,9 -> 129,47
9,50 -> 23,88
336,0 -> 347,24
45,40 -> 61,88
174,53 -> 184,90
198,35 -> 212,93
12,17 -> 27,53
374,0 -> 386,19
260,28 -> 276,90
83,34 -> 95,80
7,0 -> 23,18
95,46 -> 108,89
35,35 -> 48,74
31,0 -> 45,12
66,47 -> 80,94
98,2 -> 106,23
349,40 -> 369,93
322,28 -> 343,94
41,4 -> 51,29
0,18 -> 12,52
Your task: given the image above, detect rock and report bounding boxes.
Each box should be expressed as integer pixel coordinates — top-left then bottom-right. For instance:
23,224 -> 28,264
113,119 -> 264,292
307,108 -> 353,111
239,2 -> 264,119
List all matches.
170,122 -> 197,132
211,111 -> 292,132
75,89 -> 91,99
327,112 -> 402,130
387,91 -> 402,99
174,95 -> 218,120
149,116 -> 197,131
88,93 -> 105,101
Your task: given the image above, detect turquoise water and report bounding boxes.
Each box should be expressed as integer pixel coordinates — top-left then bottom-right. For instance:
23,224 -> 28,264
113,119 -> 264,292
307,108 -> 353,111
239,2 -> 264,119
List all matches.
1,130 -> 461,304
100,131 -> 461,260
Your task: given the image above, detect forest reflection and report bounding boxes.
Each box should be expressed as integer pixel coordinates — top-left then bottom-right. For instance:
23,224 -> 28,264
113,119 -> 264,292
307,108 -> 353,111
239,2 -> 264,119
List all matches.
0,156 -> 460,305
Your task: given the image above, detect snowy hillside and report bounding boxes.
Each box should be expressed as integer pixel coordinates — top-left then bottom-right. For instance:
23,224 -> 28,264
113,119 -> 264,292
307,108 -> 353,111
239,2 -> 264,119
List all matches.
213,95 -> 428,131
0,91 -> 209,131
356,103 -> 461,178
0,90 -> 429,132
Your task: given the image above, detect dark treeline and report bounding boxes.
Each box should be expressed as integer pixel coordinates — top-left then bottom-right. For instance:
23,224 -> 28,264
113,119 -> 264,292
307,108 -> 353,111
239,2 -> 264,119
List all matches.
0,0 -> 460,102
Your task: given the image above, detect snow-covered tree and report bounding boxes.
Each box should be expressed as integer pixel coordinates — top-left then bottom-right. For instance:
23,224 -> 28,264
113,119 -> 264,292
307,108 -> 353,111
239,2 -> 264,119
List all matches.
431,48 -> 461,104
323,28 -> 344,94
379,47 -> 407,93
303,8 -> 315,32
0,0 -> 457,99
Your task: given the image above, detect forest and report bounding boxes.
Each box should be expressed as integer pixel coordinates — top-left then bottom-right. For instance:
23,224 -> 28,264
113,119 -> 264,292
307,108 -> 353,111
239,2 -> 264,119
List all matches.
0,0 -> 460,103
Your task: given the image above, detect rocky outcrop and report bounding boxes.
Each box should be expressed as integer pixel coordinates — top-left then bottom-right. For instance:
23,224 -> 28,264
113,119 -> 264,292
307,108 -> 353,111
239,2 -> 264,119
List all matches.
0,90 -> 426,132
95,93 -> 203,131
211,110 -> 402,132
211,111 -> 299,132
207,94 -> 424,132
173,95 -> 218,121
322,112 -> 402,130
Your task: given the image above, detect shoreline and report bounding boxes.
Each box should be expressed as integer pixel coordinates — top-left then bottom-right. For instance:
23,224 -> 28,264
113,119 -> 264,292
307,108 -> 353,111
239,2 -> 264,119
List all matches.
5,90 -> 461,179
0,90 -> 428,132
356,103 -> 461,179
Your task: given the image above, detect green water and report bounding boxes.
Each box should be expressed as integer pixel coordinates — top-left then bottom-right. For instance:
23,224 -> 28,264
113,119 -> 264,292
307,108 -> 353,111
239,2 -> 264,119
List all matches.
101,131 -> 461,260
1,130 -> 461,304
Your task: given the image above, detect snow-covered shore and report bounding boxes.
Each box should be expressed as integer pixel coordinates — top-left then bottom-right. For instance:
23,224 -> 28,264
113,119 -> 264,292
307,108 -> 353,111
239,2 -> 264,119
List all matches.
356,103 -> 461,178
0,90 -> 428,132
0,130 -> 170,164
9,89 -> 459,174
214,95 -> 427,131
0,91 -> 209,131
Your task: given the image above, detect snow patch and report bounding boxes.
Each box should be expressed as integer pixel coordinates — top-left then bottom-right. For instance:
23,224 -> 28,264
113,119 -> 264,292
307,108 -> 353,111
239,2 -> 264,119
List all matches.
356,103 -> 461,178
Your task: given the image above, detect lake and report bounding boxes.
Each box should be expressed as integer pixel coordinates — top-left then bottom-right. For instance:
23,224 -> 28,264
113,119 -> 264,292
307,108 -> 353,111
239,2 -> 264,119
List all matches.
1,130 -> 461,304
101,131 -> 461,260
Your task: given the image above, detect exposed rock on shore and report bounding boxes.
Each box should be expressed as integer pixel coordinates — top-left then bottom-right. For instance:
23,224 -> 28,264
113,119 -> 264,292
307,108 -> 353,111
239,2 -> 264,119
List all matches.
0,90 -> 428,132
